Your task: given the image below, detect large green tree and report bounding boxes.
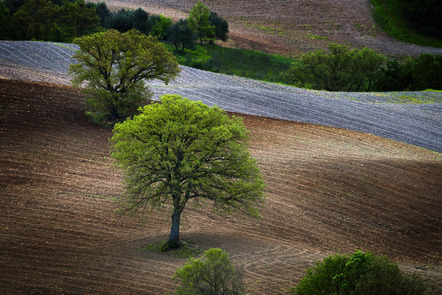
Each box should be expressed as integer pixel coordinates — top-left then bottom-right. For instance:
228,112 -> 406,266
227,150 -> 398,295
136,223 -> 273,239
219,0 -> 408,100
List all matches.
110,95 -> 265,246
69,29 -> 180,123
187,0 -> 214,44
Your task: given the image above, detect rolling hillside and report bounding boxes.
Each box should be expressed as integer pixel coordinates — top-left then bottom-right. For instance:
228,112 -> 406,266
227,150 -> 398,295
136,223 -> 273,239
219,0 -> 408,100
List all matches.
96,0 -> 442,56
1,41 -> 441,152
1,78 -> 441,294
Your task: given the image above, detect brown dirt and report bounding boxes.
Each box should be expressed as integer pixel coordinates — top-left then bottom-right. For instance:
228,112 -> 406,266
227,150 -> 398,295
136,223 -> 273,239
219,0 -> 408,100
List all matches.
94,0 -> 442,57
1,79 -> 441,294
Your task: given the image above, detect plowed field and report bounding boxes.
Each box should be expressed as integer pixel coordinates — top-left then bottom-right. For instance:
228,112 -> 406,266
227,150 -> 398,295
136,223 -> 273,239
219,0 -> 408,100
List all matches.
97,0 -> 442,56
1,79 -> 441,294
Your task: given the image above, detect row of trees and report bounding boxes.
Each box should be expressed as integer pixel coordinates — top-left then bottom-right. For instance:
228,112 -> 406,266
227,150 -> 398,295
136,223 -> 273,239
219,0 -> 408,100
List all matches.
87,1 -> 228,51
0,0 -> 228,51
283,43 -> 442,92
0,0 -> 101,41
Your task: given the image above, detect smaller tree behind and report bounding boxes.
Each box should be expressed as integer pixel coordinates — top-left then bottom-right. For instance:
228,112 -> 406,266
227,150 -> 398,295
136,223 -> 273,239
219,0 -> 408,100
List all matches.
173,248 -> 247,295
209,11 -> 229,42
285,44 -> 385,92
69,29 -> 180,123
187,0 -> 214,44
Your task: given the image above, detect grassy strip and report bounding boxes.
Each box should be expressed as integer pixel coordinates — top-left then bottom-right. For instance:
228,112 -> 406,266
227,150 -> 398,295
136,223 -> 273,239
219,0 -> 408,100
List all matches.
168,43 -> 295,83
370,0 -> 442,48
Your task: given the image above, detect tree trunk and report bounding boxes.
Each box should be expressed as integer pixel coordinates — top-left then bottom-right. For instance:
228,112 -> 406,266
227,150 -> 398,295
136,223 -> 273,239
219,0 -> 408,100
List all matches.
109,105 -> 120,121
169,211 -> 181,243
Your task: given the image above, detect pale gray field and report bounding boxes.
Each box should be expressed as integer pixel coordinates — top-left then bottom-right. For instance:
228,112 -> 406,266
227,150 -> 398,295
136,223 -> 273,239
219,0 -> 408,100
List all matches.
1,41 -> 441,152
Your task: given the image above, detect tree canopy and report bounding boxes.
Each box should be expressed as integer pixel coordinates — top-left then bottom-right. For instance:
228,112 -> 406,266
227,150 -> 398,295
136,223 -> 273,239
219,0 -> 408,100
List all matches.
173,248 -> 247,295
187,0 -> 214,44
69,29 -> 180,123
110,95 -> 265,245
290,251 -> 426,295
285,44 -> 385,92
166,19 -> 196,52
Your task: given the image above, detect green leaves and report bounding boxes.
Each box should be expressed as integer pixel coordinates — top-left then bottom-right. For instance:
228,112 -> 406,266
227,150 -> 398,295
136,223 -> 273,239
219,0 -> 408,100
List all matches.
173,248 -> 247,295
285,43 -> 386,92
110,94 -> 265,229
69,29 -> 180,123
187,1 -> 215,44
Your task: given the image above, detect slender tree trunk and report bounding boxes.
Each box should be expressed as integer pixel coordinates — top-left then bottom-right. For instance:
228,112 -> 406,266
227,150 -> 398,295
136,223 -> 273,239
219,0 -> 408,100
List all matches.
169,211 -> 181,243
109,105 -> 120,121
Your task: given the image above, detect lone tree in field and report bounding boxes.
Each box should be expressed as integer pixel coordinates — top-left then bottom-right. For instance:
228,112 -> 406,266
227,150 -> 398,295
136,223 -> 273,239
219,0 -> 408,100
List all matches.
69,29 -> 180,123
111,95 -> 265,248
173,248 -> 247,294
187,1 -> 214,44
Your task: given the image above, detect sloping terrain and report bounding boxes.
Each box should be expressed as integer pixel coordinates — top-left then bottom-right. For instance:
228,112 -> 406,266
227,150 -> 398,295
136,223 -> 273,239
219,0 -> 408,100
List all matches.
1,79 -> 441,294
1,41 -> 441,152
97,0 -> 442,56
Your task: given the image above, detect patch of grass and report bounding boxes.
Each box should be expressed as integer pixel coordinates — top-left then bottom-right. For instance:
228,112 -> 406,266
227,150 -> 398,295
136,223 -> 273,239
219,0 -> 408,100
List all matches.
143,240 -> 204,258
305,34 -> 329,40
370,0 -> 442,48
170,43 -> 296,84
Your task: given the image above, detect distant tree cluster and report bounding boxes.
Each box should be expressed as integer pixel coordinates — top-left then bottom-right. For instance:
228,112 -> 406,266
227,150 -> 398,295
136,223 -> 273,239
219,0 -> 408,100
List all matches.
284,43 -> 442,92
0,0 -> 229,52
88,0 -> 228,52
0,0 -> 101,42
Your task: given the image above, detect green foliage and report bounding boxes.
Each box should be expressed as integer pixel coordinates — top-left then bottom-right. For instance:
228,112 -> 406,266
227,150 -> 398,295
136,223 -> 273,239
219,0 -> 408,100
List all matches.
187,0 -> 215,44
208,11 -> 229,42
12,0 -> 60,41
151,14 -> 172,41
0,0 -> 17,40
107,8 -> 136,33
374,54 -> 442,91
284,43 -> 386,91
173,43 -> 293,83
166,19 -> 197,52
172,248 -> 247,295
69,29 -> 180,123
8,0 -> 101,42
370,0 -> 442,48
290,250 -> 427,295
110,95 -> 265,242
408,53 -> 442,90
56,0 -> 101,42
86,2 -> 111,28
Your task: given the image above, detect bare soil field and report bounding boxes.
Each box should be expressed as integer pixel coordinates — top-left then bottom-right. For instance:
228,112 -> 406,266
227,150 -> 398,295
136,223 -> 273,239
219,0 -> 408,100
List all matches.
94,0 -> 442,56
1,79 -> 441,294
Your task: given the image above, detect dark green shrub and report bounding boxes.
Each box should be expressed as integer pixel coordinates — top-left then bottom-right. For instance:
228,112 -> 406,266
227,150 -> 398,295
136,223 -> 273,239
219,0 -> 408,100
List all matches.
408,53 -> 442,90
285,44 -> 385,92
290,251 -> 426,295
209,11 -> 229,42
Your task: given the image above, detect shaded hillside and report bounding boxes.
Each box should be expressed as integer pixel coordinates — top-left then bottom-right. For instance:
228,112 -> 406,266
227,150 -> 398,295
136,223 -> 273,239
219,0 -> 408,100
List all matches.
97,0 -> 442,56
1,79 -> 441,294
1,41 -> 441,153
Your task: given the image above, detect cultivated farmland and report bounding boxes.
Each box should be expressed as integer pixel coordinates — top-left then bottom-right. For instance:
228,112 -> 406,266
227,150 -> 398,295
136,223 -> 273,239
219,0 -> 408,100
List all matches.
0,39 -> 441,294
1,41 -> 441,152
1,78 -> 441,294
